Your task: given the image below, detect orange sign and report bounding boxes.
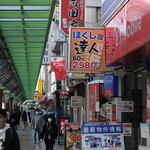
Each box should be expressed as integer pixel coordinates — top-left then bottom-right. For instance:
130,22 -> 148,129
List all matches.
69,28 -> 105,72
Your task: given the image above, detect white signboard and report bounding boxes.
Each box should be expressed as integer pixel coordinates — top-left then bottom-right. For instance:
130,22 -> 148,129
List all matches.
140,123 -> 150,138
123,123 -> 132,136
42,42 -> 50,65
118,101 -> 133,112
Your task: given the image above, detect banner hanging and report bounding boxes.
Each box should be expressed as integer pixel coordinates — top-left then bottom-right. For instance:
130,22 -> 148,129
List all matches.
51,57 -> 67,80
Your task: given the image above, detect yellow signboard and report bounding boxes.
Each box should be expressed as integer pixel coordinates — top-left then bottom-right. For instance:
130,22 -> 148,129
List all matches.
71,96 -> 82,107
38,79 -> 43,94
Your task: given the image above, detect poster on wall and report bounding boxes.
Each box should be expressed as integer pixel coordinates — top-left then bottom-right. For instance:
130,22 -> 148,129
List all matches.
118,101 -> 133,112
69,28 -> 105,72
88,82 -> 100,122
140,123 -> 150,139
65,130 -> 81,150
123,123 -> 132,136
82,125 -> 125,150
60,0 -> 85,35
50,57 -> 67,80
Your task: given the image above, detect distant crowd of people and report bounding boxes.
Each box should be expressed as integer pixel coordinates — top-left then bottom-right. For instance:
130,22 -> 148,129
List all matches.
0,108 -> 58,150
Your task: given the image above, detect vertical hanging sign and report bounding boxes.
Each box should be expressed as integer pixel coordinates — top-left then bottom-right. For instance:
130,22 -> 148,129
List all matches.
60,0 -> 85,35
38,79 -> 43,94
104,74 -> 118,97
88,82 -> 100,122
69,28 -> 105,72
50,57 -> 67,80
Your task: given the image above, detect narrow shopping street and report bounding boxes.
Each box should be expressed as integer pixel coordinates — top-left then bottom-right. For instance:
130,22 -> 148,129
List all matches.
17,124 -> 64,150
0,0 -> 150,150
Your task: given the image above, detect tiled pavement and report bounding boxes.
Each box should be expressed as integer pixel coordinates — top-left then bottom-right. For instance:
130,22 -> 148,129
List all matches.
17,123 -> 64,150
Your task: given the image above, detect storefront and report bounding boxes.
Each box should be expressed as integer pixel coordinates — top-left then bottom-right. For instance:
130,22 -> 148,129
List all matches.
105,0 -> 150,149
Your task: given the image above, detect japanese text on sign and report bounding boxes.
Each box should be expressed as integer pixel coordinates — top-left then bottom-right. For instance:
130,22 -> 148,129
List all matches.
60,0 -> 85,35
82,125 -> 123,134
69,28 -> 105,72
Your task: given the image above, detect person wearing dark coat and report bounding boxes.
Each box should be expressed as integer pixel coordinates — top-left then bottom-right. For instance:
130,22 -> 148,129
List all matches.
41,115 -> 58,150
21,110 -> 27,130
9,109 -> 18,129
0,108 -> 20,150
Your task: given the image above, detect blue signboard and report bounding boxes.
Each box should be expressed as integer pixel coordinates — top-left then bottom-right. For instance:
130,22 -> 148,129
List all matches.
101,0 -> 128,25
104,74 -> 118,97
82,125 -> 123,134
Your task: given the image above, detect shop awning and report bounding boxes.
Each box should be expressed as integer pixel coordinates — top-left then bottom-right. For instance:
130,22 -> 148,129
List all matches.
0,0 -> 56,100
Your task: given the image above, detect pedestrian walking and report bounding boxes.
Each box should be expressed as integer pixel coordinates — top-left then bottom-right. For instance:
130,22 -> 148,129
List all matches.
41,115 -> 58,150
9,109 -> 18,129
31,109 -> 43,144
21,110 -> 28,130
0,108 -> 20,150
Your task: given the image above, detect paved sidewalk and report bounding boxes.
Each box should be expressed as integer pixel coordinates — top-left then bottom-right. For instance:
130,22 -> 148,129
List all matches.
17,124 -> 64,150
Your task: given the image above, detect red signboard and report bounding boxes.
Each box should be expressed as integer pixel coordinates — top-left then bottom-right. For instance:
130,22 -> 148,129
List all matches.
59,118 -> 69,134
88,83 -> 100,122
105,0 -> 150,66
60,0 -> 85,35
50,57 -> 67,80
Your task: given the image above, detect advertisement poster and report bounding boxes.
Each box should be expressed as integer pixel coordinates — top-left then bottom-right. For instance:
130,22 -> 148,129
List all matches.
118,101 -> 133,112
140,123 -> 150,138
59,118 -> 69,134
69,28 -> 105,72
50,57 -> 67,80
99,104 -> 107,122
123,123 -> 132,136
65,130 -> 81,150
71,96 -> 83,107
88,82 -> 100,122
65,122 -> 81,130
60,0 -> 85,35
82,125 -> 125,150
146,75 -> 150,120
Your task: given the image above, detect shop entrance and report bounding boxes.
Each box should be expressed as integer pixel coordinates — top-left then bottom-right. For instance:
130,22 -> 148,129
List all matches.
122,62 -> 147,149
